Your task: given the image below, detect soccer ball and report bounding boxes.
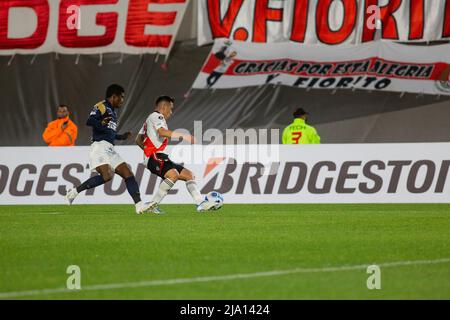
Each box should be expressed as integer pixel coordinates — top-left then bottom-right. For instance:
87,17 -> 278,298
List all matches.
205,191 -> 224,210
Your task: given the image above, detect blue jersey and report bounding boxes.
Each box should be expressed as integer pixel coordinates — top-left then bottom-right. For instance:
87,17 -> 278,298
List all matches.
87,100 -> 126,145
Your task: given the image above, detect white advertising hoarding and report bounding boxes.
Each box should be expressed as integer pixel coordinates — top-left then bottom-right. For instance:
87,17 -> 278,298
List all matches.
1,144 -> 450,205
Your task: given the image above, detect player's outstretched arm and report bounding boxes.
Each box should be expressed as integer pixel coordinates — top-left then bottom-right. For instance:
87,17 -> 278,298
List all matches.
115,131 -> 131,140
157,128 -> 196,144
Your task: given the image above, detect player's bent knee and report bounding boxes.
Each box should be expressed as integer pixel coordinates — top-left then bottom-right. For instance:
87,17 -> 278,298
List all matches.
97,166 -> 114,182
182,170 -> 194,181
102,172 -> 114,182
116,163 -> 133,179
121,171 -> 133,179
165,170 -> 179,182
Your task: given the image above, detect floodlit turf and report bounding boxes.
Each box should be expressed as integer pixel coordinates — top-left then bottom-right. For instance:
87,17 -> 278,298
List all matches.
0,204 -> 449,299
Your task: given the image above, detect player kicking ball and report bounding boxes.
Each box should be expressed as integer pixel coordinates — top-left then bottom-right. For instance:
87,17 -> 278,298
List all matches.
135,95 -> 215,213
65,84 -> 152,214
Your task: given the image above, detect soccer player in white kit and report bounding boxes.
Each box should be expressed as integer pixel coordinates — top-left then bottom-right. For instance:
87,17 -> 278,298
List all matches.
135,96 -> 214,213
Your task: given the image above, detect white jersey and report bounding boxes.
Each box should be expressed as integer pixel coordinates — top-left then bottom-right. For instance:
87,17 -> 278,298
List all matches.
139,112 -> 169,157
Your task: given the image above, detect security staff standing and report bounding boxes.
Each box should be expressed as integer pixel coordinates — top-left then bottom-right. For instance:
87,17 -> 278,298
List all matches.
282,108 -> 320,144
42,104 -> 78,146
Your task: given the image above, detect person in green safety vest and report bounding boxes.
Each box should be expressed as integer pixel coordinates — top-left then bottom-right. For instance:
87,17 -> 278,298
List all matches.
282,108 -> 321,144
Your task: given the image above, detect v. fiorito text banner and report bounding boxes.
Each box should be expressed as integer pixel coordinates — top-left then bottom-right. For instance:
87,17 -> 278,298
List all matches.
192,39 -> 450,95
0,0 -> 189,56
198,0 -> 450,45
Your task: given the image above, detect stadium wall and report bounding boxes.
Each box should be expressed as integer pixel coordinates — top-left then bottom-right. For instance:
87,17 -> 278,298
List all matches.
1,144 -> 449,205
1,42 -> 450,146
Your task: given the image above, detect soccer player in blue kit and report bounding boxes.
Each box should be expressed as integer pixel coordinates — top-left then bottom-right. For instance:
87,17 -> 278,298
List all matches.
65,84 -> 152,214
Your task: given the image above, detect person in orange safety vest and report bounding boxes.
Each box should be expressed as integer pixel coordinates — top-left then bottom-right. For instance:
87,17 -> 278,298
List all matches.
42,105 -> 78,146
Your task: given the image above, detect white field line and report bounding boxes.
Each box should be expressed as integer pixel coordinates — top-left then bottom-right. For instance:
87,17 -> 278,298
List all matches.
35,212 -> 64,215
1,258 -> 449,299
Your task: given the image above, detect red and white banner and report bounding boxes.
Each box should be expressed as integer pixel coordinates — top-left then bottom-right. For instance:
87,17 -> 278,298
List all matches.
192,39 -> 450,95
0,0 -> 189,55
198,0 -> 450,45
1,143 -> 450,204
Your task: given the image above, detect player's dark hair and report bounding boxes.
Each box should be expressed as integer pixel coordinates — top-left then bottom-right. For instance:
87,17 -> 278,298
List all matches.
57,104 -> 69,110
155,95 -> 174,106
106,84 -> 125,99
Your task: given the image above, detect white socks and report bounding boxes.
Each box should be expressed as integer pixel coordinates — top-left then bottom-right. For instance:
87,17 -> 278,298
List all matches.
152,178 -> 175,204
186,180 -> 204,205
152,179 -> 203,205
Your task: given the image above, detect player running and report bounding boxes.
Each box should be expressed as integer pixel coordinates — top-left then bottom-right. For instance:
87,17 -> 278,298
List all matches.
65,84 -> 152,214
135,95 -> 215,213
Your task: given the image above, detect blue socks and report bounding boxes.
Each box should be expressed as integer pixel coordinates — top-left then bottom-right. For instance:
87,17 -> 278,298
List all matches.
76,175 -> 141,204
125,176 -> 142,204
77,175 -> 105,193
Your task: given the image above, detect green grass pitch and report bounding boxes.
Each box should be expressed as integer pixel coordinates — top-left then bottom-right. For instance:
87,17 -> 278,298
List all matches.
0,204 -> 449,299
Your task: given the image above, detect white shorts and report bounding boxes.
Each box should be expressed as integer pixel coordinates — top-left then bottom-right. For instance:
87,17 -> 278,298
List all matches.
88,140 -> 125,172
